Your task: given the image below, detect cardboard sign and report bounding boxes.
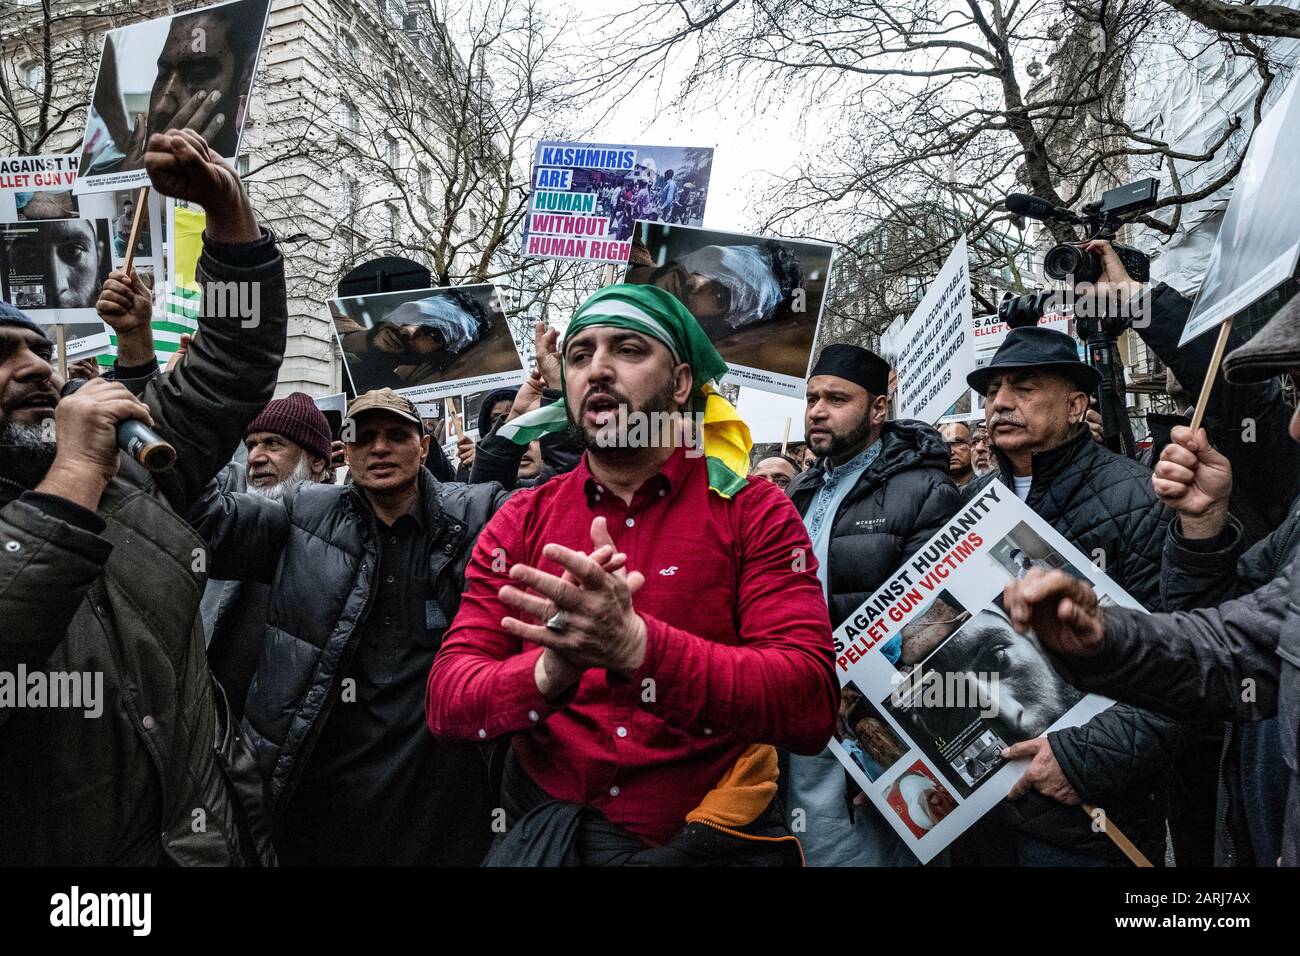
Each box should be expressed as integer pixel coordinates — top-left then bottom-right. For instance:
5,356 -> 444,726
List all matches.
826,481 -> 1140,863
522,141 -> 714,263
330,284 -> 526,403
0,153 -> 161,328
73,0 -> 272,195
894,237 -> 975,424
623,222 -> 832,398
1181,71 -> 1300,344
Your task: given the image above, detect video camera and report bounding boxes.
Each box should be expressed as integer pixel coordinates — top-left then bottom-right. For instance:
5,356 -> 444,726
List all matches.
997,178 -> 1162,460
998,178 -> 1159,330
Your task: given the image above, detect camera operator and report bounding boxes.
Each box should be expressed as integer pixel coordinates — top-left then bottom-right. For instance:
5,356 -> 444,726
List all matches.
0,129 -> 285,865
1074,239 -> 1300,865
1078,239 -> 1300,546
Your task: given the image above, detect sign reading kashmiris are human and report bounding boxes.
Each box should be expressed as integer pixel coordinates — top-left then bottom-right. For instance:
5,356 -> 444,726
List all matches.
823,481 -> 1142,863
894,237 -> 976,424
522,141 -> 714,264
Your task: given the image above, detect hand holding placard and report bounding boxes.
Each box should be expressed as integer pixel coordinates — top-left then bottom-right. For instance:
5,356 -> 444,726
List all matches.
144,129 -> 256,243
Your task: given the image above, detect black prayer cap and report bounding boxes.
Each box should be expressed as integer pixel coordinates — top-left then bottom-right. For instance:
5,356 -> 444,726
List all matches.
810,343 -> 891,396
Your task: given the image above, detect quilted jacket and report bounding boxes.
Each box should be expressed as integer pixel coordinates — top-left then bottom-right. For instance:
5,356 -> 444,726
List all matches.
0,232 -> 285,864
957,425 -> 1184,863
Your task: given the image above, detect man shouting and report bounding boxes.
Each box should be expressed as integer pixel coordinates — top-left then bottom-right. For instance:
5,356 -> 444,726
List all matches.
427,284 -> 838,865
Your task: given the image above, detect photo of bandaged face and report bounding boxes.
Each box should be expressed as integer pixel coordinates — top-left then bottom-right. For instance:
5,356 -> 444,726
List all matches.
884,762 -> 958,838
625,223 -> 832,392
330,284 -> 525,402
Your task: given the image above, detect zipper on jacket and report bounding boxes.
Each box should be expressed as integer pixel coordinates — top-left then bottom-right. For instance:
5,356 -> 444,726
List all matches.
273,495 -> 382,818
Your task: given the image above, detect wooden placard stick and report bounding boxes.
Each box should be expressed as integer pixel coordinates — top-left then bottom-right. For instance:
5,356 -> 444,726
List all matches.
55,324 -> 67,380
1189,317 -> 1235,436
1082,803 -> 1153,867
121,185 -> 151,275
780,417 -> 791,457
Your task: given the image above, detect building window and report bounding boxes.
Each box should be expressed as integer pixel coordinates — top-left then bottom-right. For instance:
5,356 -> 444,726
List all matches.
386,202 -> 400,240
336,176 -> 357,217
337,99 -> 359,134
384,133 -> 400,168
417,162 -> 432,197
237,154 -> 251,177
378,0 -> 404,28
337,31 -> 358,63
21,60 -> 44,94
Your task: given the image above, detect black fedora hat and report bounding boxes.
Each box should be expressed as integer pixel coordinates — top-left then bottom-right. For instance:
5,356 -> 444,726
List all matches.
967,326 -> 1101,396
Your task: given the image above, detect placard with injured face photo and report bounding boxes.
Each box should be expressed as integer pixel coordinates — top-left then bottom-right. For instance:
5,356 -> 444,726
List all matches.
0,219 -> 112,324
623,223 -> 832,398
884,606 -> 1086,798
834,683 -> 909,784
883,761 -> 959,840
74,0 -> 273,194
330,284 -> 526,403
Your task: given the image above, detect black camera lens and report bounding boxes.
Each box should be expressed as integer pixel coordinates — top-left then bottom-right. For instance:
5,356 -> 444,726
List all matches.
1044,244 -> 1101,284
998,290 -> 1052,329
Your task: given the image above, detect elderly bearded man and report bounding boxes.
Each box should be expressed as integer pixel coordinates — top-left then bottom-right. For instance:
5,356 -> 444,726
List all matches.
427,284 -> 838,866
201,393 -> 335,723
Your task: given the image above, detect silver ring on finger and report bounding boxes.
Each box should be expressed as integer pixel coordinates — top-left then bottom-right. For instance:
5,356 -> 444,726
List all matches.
545,609 -> 567,633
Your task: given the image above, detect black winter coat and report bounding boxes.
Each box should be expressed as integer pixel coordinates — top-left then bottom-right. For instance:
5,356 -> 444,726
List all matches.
1161,501 -> 1300,865
1135,283 -> 1300,547
190,470 -> 508,859
0,233 -> 286,865
786,420 -> 963,628
1061,524 -> 1300,867
958,426 -> 1183,862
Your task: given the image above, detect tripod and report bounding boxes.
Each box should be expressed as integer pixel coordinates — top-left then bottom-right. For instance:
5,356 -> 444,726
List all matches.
1076,312 -> 1137,459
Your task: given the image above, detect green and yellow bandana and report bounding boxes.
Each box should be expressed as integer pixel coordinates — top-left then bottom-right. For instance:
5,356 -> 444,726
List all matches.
499,283 -> 752,497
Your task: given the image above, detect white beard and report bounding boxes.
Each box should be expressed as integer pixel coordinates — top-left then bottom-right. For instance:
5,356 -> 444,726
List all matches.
248,454 -> 313,501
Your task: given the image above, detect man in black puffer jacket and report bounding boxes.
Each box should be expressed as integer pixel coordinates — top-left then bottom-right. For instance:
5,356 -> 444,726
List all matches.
783,344 -> 963,866
952,327 -> 1183,866
191,388 -> 508,865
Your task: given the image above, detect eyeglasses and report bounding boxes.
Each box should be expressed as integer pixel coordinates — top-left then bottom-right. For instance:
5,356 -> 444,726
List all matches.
947,438 -> 971,447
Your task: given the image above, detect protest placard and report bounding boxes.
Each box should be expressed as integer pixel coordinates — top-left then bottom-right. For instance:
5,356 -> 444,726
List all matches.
0,154 -> 164,328
330,284 -> 525,403
735,387 -> 806,443
73,0 -> 272,195
825,480 -> 1141,863
314,393 -> 347,441
1180,71 -> 1300,345
894,237 -> 975,424
623,222 -> 831,398
522,141 -> 714,264
972,307 -> 1070,358
58,323 -> 114,363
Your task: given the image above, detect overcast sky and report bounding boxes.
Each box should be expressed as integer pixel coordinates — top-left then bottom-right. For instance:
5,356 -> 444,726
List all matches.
541,0 -> 809,235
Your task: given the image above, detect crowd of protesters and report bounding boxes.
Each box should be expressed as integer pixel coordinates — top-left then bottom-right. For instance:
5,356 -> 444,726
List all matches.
1,131 -> 1297,868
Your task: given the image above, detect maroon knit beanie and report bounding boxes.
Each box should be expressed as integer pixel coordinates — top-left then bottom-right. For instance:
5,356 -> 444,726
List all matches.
246,392 -> 333,462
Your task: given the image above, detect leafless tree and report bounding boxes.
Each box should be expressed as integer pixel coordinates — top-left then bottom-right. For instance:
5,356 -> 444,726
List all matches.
0,0 -> 117,154
1159,0 -> 1300,39
267,0 -> 596,326
583,0 -> 1291,344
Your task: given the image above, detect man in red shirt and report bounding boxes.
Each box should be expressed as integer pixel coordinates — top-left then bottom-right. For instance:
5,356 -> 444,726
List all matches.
427,284 -> 837,865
